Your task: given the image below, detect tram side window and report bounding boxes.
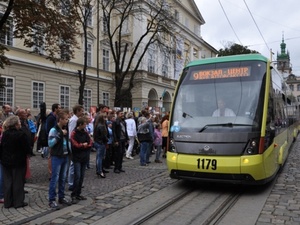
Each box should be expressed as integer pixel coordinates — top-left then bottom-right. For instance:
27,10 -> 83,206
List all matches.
265,88 -> 275,149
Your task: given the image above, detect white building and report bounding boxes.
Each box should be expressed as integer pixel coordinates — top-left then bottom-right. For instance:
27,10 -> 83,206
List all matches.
0,0 -> 217,115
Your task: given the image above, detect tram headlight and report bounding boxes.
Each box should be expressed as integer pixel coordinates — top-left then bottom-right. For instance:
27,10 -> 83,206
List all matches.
244,138 -> 259,155
169,138 -> 177,153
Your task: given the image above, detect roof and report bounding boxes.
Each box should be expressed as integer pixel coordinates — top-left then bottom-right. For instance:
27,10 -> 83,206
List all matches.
186,54 -> 268,68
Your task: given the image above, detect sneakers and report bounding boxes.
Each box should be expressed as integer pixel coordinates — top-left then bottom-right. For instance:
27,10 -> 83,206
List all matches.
76,195 -> 87,200
126,156 -> 134,159
49,201 -> 60,210
58,198 -> 71,206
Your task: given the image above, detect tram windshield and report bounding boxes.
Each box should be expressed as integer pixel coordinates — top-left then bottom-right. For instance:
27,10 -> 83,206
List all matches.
171,60 -> 266,133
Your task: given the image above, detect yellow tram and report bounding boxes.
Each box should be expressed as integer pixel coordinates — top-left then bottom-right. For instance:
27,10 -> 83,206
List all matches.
167,54 -> 299,184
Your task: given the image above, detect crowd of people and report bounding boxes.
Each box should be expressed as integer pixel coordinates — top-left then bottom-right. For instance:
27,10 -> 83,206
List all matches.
0,103 -> 169,210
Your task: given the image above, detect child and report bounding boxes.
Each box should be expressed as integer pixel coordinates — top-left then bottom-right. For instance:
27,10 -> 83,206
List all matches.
153,123 -> 162,163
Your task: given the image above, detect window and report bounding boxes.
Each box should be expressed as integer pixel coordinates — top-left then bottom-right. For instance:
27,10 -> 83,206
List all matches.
60,39 -> 71,61
32,81 -> 44,109
148,44 -> 156,73
86,6 -> 93,27
103,92 -> 109,106
103,49 -> 109,71
193,48 -> 198,59
103,15 -> 108,33
83,89 -> 92,111
174,10 -> 179,21
60,85 -> 70,109
0,14 -> 13,46
33,25 -> 44,54
87,42 -> 92,66
162,53 -> 169,77
297,84 -> 300,91
289,84 -> 294,91
61,0 -> 71,16
0,77 -> 14,107
185,17 -> 189,29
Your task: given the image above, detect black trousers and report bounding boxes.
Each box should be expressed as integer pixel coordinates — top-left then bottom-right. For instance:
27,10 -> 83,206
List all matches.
114,141 -> 126,171
3,165 -> 26,208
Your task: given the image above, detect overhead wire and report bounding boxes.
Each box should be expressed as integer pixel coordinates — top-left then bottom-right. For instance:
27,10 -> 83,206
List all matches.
218,0 -> 243,45
243,0 -> 270,51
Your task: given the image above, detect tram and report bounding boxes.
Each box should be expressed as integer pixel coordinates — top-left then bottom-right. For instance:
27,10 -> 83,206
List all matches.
167,54 -> 299,184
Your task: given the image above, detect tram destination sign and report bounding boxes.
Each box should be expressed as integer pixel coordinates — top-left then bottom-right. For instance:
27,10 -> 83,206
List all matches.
192,66 -> 251,80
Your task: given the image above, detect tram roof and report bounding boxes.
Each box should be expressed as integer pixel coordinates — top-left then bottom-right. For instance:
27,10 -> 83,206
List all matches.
187,54 -> 268,68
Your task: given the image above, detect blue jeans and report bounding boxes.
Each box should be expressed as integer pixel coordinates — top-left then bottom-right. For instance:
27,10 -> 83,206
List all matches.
68,161 -> 74,188
146,143 -> 152,163
140,142 -> 150,165
0,163 -> 3,199
94,142 -> 106,173
155,145 -> 162,161
48,156 -> 69,202
72,161 -> 87,197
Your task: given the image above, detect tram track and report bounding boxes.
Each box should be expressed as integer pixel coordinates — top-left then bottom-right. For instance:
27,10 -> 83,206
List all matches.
202,192 -> 241,225
129,187 -> 194,225
129,184 -> 243,225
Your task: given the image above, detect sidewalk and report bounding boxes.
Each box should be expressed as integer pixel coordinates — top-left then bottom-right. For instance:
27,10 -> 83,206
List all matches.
256,136 -> 300,224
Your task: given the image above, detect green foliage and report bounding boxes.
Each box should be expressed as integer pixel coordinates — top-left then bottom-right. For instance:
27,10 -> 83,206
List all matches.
218,43 -> 259,56
0,0 -> 80,65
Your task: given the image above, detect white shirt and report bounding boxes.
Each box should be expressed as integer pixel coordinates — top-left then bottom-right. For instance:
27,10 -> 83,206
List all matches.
212,108 -> 236,117
125,118 -> 137,137
68,114 -> 79,139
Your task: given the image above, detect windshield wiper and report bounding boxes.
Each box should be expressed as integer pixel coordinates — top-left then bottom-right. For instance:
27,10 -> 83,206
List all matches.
182,112 -> 193,118
199,123 -> 253,133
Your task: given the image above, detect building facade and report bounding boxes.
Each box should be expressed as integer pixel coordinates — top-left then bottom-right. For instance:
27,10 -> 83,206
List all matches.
0,0 -> 217,115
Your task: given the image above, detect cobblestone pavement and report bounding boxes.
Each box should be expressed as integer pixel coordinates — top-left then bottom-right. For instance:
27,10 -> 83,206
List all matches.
2,136 -> 300,225
0,151 -> 177,225
256,136 -> 300,225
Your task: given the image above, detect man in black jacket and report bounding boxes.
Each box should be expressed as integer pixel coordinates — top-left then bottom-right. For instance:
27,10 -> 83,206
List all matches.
112,110 -> 128,173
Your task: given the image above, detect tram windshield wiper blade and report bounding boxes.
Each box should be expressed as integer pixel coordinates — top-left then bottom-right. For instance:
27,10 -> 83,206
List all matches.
182,112 -> 193,118
199,123 -> 253,132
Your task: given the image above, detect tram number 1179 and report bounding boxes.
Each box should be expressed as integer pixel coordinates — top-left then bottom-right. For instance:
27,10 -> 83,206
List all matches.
197,158 -> 217,170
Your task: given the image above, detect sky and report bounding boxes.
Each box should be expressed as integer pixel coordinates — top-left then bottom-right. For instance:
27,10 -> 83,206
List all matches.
195,0 -> 300,75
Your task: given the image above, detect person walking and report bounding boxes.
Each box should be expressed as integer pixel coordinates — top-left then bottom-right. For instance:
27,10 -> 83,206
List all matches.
48,110 -> 71,210
125,112 -> 137,159
0,116 -> 31,208
69,117 -> 92,204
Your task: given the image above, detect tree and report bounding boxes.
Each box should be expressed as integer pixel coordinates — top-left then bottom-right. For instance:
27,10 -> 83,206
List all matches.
100,0 -> 176,107
71,0 -> 94,105
218,42 -> 259,56
0,0 -> 88,102
0,0 -> 80,64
